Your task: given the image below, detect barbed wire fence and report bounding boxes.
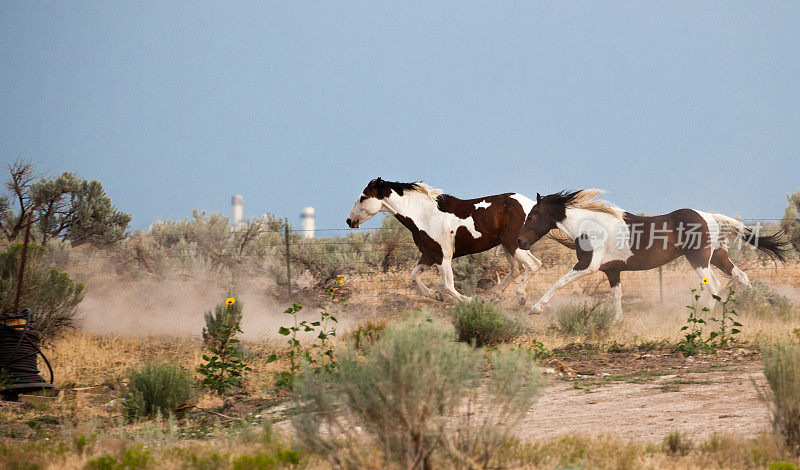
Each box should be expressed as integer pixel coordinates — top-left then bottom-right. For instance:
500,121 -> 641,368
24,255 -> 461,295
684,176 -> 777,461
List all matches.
51,216 -> 799,302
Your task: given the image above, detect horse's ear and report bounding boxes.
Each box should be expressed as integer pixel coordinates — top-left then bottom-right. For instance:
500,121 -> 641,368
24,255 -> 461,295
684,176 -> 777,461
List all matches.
536,193 -> 542,203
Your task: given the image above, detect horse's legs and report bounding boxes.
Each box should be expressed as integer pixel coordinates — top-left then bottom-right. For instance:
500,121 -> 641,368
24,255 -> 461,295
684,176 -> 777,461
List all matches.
489,248 -> 519,299
411,258 -> 437,299
692,264 -> 721,310
512,249 -> 542,304
605,270 -> 622,320
530,267 -> 598,314
710,248 -> 751,286
530,236 -> 600,314
437,258 -> 471,302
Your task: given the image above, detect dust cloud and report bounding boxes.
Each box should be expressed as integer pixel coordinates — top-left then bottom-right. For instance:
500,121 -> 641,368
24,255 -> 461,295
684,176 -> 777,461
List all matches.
70,265 -> 358,341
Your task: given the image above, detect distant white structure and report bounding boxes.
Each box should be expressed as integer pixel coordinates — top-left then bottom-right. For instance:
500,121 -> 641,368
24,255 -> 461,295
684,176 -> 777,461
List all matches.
300,207 -> 315,238
231,194 -> 243,226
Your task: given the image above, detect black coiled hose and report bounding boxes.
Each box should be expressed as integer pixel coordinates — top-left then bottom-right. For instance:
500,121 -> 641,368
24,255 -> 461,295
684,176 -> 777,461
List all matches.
0,309 -> 54,394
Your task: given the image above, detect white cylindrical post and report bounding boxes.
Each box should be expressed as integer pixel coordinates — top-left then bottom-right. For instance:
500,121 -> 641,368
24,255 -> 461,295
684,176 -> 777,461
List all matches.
231,194 -> 243,226
300,207 -> 315,238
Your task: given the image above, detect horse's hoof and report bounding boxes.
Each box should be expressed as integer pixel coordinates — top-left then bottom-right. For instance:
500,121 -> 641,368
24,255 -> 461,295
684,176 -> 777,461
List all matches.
434,291 -> 445,302
529,304 -> 544,315
517,296 -> 527,306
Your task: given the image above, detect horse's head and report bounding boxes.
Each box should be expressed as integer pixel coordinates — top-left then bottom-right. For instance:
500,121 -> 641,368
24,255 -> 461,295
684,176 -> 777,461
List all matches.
346,177 -> 391,228
517,192 -> 562,250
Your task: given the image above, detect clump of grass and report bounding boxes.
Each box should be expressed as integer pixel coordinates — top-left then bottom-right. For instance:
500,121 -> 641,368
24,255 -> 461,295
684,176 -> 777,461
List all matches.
348,318 -> 387,351
551,301 -> 616,339
761,341 -> 800,455
663,430 -> 693,455
232,446 -> 302,470
770,462 -> 800,470
452,299 -> 528,347
122,361 -> 196,420
738,281 -> 793,318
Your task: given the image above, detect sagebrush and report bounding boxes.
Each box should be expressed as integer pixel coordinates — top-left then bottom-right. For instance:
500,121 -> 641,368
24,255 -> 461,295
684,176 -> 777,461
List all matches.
122,361 -> 196,420
452,299 -> 528,347
293,317 -> 544,469
761,341 -> 800,455
551,301 -> 616,339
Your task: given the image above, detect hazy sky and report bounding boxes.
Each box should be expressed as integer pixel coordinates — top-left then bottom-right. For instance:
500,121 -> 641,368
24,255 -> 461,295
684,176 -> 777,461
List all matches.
2,2 -> 798,234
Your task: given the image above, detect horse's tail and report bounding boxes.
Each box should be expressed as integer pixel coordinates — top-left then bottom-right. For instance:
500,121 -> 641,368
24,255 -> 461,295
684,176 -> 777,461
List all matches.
711,213 -> 791,262
546,229 -> 576,249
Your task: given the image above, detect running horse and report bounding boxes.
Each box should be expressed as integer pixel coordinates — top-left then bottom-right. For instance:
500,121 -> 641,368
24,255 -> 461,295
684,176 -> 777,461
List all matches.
516,189 -> 790,319
346,178 -> 560,301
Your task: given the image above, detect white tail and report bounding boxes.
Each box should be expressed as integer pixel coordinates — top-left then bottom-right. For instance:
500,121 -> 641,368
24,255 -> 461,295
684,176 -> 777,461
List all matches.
711,213 -> 748,240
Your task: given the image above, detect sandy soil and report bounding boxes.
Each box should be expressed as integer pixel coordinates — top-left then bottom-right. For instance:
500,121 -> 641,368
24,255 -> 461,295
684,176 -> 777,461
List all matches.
520,355 -> 770,442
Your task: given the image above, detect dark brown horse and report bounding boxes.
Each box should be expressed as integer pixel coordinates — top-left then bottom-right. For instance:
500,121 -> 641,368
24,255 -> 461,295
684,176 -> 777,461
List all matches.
516,189 -> 790,318
346,178 -> 550,301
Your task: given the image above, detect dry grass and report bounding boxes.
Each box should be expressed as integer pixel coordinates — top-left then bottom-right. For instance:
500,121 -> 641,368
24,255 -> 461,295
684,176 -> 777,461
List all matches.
2,251 -> 799,469
45,331 -> 290,396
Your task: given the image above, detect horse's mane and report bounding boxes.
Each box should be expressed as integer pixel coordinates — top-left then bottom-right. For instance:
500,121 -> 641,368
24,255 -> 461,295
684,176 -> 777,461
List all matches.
545,189 -> 625,220
410,182 -> 443,201
372,178 -> 443,201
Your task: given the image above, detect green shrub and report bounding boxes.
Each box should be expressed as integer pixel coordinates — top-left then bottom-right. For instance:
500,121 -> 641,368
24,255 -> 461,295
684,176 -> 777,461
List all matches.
293,317 -> 544,468
122,361 -> 196,420
0,243 -> 84,341
737,281 -> 792,318
551,302 -> 616,338
762,341 -> 800,455
452,299 -> 528,347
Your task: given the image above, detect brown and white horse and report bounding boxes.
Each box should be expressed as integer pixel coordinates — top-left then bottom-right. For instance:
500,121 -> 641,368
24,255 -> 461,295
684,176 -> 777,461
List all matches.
517,189 -> 790,319
346,178 -> 547,301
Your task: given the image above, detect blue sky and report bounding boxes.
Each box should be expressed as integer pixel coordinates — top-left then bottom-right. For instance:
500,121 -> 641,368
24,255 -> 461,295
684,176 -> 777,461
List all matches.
2,2 -> 798,234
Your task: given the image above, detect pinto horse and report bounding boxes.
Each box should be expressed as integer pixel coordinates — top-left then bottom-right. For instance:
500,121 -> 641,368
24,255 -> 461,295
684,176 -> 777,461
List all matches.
516,189 -> 790,319
346,178 -> 555,301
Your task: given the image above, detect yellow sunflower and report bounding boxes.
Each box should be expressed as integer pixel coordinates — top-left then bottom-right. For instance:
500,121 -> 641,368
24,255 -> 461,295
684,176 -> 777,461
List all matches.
702,277 -> 709,284
225,297 -> 235,306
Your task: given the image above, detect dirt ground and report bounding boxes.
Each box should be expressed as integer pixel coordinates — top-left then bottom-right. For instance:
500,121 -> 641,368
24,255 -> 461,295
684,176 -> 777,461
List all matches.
523,350 -> 770,442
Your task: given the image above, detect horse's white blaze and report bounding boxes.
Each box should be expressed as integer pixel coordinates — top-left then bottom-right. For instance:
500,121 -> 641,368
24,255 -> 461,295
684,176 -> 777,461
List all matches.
347,195 -> 382,227
474,200 -> 491,209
